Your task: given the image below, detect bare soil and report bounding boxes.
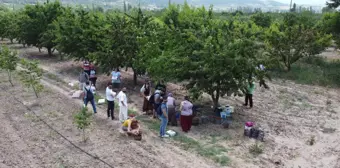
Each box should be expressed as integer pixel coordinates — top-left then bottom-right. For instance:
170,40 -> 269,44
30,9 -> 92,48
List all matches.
2,42 -> 340,168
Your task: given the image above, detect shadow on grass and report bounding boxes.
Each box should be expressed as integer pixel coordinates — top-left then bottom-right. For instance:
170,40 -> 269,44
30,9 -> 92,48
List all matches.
137,115 -> 230,166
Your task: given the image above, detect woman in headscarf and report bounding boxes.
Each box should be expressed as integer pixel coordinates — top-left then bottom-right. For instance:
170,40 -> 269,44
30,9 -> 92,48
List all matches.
140,80 -> 153,115
167,93 -> 177,126
180,96 -> 193,132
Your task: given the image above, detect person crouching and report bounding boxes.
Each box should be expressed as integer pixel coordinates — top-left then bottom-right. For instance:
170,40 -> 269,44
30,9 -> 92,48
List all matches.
121,115 -> 142,140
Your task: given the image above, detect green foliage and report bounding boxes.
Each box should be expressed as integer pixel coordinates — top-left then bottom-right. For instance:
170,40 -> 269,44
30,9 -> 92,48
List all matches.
319,12 -> 340,48
18,59 -> 44,98
20,0 -> 65,55
0,46 -> 18,86
250,12 -> 272,28
0,11 -> 21,43
53,8 -> 108,60
327,0 -> 340,8
73,107 -> 92,142
147,4 -> 265,106
265,13 -> 332,71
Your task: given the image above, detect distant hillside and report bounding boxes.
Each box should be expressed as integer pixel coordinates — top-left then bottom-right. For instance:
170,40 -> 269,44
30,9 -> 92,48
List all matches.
2,0 -> 324,11
139,0 -> 287,7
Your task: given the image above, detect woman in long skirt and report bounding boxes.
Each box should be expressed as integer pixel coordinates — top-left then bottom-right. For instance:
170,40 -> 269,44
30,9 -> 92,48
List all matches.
180,96 -> 193,132
140,81 -> 153,115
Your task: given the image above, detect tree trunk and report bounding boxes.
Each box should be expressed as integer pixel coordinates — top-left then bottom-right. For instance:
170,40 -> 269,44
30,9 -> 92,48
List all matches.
8,70 -> 13,87
133,68 -> 137,86
59,52 -> 63,61
211,93 -> 220,109
10,39 -> 13,44
39,48 -> 41,53
32,85 -> 39,98
287,64 -> 291,71
211,85 -> 221,108
47,47 -> 53,56
213,98 -> 219,109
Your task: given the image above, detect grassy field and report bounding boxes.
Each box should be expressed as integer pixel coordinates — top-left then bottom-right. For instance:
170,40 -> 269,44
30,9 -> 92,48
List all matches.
271,56 -> 340,87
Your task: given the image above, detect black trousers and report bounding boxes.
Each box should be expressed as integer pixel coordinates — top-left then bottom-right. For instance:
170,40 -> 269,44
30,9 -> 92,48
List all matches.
259,79 -> 269,89
244,94 -> 253,108
107,100 -> 114,120
90,77 -> 97,87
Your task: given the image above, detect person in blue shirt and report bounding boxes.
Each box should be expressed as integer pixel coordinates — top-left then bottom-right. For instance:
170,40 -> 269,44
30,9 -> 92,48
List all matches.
111,68 -> 121,89
159,96 -> 169,138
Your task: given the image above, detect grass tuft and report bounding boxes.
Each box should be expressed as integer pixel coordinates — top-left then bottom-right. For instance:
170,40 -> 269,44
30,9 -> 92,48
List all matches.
249,142 -> 264,156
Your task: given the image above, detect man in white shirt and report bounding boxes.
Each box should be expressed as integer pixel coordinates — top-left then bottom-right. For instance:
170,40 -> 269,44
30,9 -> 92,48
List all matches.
106,82 -> 117,120
118,87 -> 128,123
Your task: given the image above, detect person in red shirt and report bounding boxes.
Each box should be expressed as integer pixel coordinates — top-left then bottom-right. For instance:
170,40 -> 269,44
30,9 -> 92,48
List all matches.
83,60 -> 90,76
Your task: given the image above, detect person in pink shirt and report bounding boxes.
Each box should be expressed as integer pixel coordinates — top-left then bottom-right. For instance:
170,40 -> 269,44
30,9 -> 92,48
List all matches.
180,96 -> 193,132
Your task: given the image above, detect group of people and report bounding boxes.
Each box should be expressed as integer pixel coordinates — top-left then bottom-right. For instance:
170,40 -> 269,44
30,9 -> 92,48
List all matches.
79,60 -> 266,139
79,60 -> 141,138
79,60 -> 97,88
140,79 -> 194,138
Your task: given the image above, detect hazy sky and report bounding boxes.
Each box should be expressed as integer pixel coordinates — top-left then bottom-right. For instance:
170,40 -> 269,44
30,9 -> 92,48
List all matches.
276,0 -> 327,5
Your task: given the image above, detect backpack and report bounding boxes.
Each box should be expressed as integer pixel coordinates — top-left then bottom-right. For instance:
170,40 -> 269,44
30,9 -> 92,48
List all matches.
149,92 -> 160,104
85,87 -> 94,100
157,105 -> 163,116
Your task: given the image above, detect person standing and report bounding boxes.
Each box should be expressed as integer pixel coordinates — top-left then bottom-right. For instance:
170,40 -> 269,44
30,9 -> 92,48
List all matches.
89,64 -> 97,87
118,87 -> 128,123
111,68 -> 122,89
78,70 -> 89,90
257,64 -> 269,89
180,96 -> 193,132
244,79 -> 256,108
140,80 -> 153,115
153,90 -> 162,119
83,60 -> 90,76
83,81 -> 97,114
160,96 -> 169,138
167,93 -> 177,126
106,82 -> 116,120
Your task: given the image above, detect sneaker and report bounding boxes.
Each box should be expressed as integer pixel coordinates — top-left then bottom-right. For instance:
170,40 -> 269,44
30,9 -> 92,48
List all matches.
162,135 -> 170,138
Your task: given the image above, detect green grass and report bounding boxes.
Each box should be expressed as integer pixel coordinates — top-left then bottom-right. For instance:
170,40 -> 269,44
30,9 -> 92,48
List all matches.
45,73 -> 64,83
137,115 -> 230,166
94,94 -> 103,103
271,57 -> 340,87
249,142 -> 264,156
128,109 -> 139,116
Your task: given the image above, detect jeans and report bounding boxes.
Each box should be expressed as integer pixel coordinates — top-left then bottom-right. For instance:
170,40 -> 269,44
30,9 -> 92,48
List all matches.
84,98 -> 97,113
107,100 -> 114,119
160,117 -> 168,136
154,103 -> 161,118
